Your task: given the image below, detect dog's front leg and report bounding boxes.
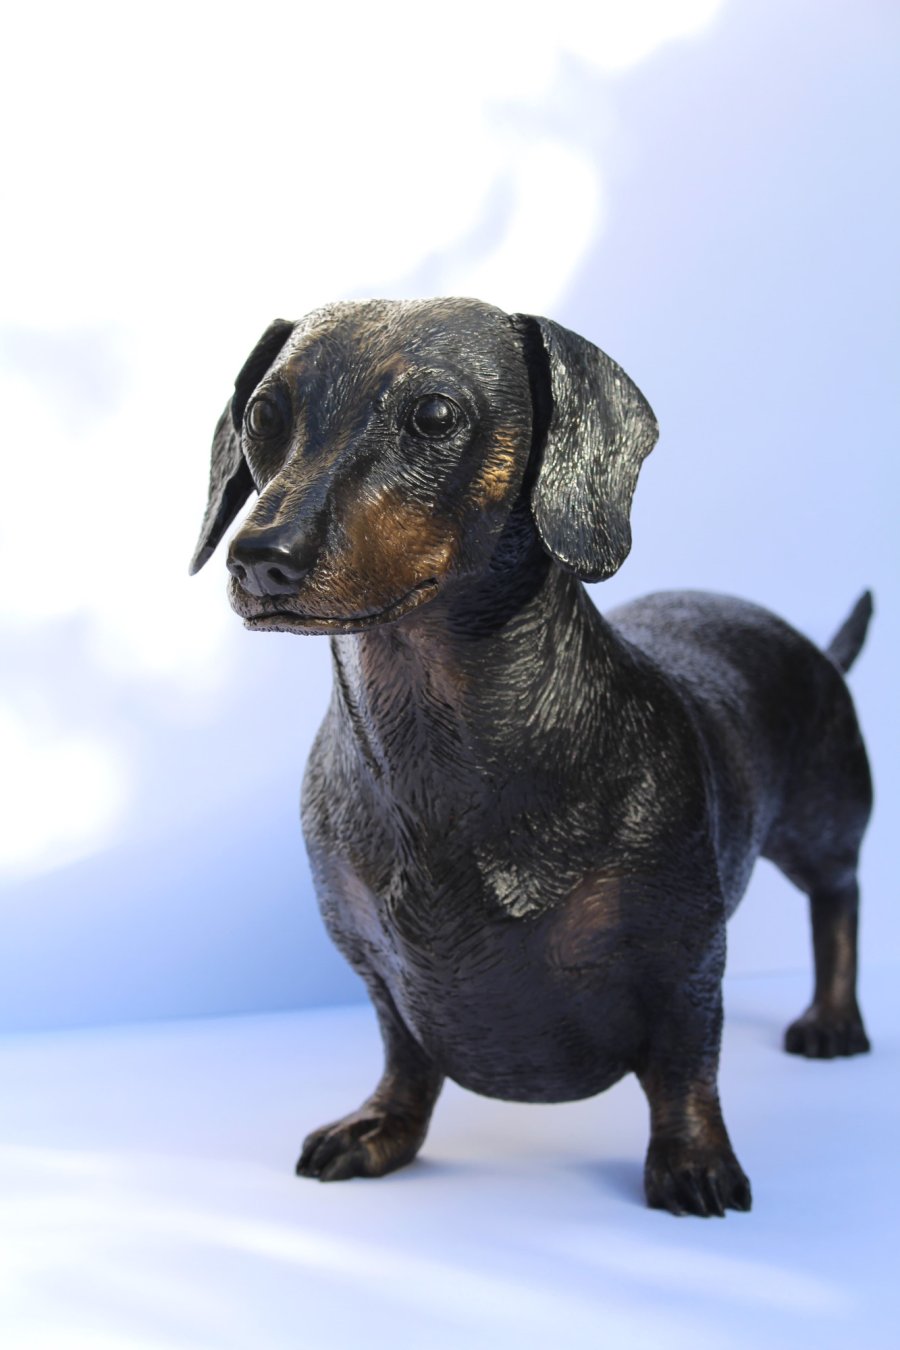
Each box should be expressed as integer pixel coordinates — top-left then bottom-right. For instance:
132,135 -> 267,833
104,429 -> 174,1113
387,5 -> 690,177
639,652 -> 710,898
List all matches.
637,955 -> 751,1217
296,974 -> 443,1182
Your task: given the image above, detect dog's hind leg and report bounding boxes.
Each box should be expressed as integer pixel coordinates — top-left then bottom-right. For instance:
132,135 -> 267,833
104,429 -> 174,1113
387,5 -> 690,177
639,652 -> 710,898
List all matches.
763,677 -> 872,1059
765,813 -> 872,1057
760,622 -> 873,1060
783,877 -> 871,1058
296,974 -> 444,1182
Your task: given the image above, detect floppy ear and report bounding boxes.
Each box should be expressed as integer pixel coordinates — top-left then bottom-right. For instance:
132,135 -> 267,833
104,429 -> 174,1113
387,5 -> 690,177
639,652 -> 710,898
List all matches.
513,314 -> 659,582
189,318 -> 295,575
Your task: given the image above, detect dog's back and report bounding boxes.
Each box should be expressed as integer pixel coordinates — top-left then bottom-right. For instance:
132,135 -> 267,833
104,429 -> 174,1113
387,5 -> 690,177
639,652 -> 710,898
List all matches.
610,589 -> 873,910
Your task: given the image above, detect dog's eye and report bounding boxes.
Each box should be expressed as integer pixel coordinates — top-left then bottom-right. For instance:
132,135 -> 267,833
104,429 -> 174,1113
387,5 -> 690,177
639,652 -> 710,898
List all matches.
407,395 -> 460,440
245,394 -> 287,440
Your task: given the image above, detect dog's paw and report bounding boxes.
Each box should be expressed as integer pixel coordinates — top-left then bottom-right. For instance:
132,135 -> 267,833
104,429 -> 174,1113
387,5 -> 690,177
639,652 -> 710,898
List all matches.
784,1004 -> 871,1059
644,1140 -> 752,1217
295,1108 -> 426,1182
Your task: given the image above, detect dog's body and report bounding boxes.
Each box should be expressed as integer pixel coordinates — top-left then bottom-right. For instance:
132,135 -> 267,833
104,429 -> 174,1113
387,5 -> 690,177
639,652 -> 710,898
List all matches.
192,298 -> 872,1216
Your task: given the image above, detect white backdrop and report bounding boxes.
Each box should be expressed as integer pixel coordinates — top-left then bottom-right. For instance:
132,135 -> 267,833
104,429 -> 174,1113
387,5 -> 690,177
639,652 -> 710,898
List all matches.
1,0 -> 897,1029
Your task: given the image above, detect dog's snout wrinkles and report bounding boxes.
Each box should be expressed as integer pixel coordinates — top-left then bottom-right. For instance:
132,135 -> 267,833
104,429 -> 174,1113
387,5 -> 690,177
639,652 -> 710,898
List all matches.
227,527 -> 311,597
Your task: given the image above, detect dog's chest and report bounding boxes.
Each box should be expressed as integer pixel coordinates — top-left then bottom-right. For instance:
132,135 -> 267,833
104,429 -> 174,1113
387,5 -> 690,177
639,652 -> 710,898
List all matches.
301,666 -> 713,1102
310,802 -> 647,1102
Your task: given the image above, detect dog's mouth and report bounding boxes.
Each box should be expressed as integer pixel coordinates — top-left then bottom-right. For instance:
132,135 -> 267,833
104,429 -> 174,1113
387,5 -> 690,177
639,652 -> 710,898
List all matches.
235,577 -> 440,634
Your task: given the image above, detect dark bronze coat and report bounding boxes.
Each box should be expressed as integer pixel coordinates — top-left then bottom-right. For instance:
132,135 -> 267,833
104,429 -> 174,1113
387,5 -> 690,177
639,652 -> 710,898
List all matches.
192,298 -> 872,1216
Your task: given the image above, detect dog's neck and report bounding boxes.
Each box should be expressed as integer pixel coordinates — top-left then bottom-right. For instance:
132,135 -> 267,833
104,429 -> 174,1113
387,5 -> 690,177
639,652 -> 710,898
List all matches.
328,511 -> 633,806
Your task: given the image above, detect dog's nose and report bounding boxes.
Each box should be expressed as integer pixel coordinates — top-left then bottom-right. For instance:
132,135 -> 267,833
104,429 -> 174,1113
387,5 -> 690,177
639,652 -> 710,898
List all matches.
227,527 -> 312,598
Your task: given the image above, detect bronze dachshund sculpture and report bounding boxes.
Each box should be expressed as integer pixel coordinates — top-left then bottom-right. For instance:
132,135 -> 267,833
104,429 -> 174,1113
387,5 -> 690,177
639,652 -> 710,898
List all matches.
191,298 -> 872,1216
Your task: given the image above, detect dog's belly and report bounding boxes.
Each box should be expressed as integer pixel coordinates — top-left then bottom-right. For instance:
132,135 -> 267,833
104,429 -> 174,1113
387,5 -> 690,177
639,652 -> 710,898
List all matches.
325,862 -> 644,1103
394,956 -> 635,1103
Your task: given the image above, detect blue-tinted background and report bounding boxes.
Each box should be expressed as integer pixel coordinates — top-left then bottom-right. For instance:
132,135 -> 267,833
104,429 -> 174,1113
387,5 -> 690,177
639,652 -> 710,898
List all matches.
2,0 -> 897,1030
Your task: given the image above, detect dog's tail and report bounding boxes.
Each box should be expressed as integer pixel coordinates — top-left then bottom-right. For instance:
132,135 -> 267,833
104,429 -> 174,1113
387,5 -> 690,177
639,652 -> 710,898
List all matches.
826,590 -> 874,674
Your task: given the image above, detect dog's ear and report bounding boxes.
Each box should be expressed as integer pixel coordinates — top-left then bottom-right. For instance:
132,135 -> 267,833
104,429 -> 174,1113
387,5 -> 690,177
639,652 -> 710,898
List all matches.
512,314 -> 658,582
188,407 -> 253,576
189,319 -> 295,575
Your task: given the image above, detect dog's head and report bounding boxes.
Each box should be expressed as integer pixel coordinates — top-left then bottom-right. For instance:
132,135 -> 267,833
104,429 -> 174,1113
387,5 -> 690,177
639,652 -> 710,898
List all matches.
190,298 -> 658,634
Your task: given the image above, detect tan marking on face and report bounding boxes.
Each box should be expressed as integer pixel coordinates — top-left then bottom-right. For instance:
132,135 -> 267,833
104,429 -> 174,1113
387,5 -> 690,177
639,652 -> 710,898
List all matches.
297,485 -> 457,618
375,352 -> 411,380
468,425 -> 526,506
344,486 -> 457,584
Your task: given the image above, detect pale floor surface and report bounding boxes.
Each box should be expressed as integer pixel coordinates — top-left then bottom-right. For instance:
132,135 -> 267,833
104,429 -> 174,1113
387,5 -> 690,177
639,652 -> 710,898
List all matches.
1,969 -> 898,1350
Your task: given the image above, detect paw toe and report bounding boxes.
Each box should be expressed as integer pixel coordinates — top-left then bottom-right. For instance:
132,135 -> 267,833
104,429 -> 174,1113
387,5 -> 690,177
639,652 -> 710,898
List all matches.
784,1008 -> 871,1059
296,1115 -> 375,1179
645,1146 -> 752,1218
295,1109 -> 424,1182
